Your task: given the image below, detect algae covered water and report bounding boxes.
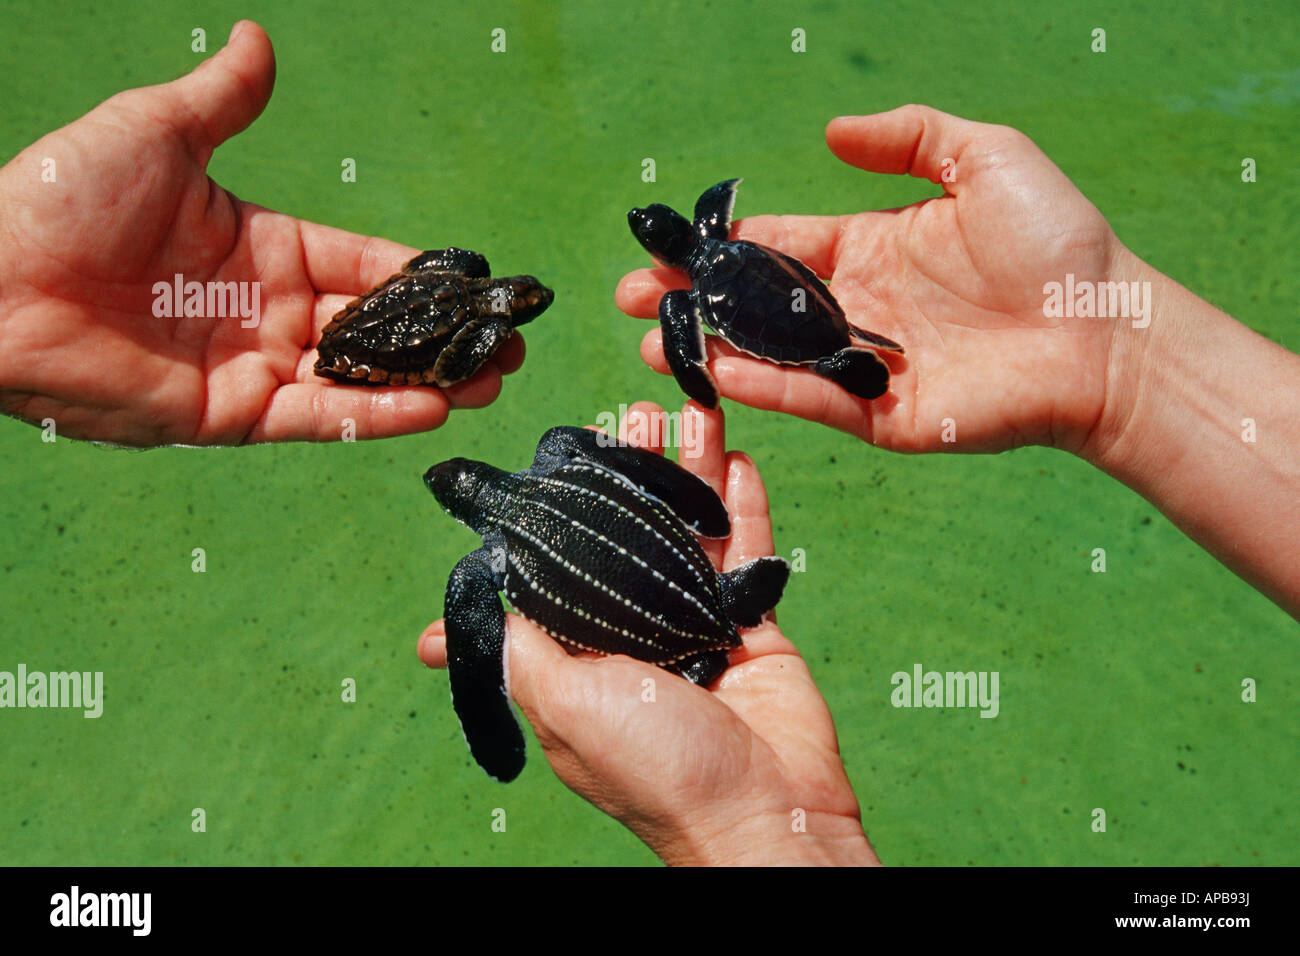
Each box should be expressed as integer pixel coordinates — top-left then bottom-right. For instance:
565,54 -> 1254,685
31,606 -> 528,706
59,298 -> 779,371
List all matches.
0,0 -> 1294,865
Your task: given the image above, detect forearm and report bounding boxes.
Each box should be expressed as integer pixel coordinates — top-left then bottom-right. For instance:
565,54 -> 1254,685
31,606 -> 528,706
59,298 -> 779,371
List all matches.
1082,246 -> 1300,619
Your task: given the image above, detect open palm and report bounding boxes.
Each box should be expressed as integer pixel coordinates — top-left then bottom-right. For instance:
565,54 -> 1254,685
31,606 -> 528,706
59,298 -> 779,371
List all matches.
418,402 -> 874,865
617,105 -> 1125,455
0,21 -> 518,446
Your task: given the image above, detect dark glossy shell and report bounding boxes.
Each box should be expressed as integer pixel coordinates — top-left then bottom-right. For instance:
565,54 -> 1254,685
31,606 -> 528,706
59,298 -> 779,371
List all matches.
491,463 -> 739,665
691,239 -> 853,364
314,251 -> 552,387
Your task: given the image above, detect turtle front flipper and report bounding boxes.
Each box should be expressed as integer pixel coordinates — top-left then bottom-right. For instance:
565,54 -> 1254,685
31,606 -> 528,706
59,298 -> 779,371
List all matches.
813,347 -> 891,401
444,543 -> 525,782
693,178 -> 742,241
532,426 -> 731,538
432,318 -> 513,387
659,290 -> 720,410
405,247 -> 491,278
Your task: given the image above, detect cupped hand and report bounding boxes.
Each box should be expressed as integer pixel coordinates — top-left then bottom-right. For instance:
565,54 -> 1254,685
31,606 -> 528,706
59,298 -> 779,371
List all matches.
617,104 -> 1127,455
418,401 -> 877,866
0,20 -> 522,446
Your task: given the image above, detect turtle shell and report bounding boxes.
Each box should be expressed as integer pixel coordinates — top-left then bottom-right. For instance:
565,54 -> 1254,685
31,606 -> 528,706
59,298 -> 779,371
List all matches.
315,272 -> 474,385
494,461 -> 740,666
692,240 -> 855,364
314,251 -> 553,387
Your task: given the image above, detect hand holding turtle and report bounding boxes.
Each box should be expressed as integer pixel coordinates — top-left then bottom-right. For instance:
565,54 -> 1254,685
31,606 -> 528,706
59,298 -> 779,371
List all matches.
617,104 -> 1122,456
0,21 -> 519,446
619,105 -> 1300,618
417,402 -> 878,866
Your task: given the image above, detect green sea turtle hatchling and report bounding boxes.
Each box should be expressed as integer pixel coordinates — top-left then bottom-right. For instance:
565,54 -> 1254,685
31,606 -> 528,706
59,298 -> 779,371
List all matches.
314,247 -> 553,387
628,179 -> 904,406
425,426 -> 791,782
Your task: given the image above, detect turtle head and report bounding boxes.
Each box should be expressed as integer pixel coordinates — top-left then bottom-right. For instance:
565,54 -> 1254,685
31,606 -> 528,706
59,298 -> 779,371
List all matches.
496,276 -> 554,328
424,458 -> 501,528
628,203 -> 695,270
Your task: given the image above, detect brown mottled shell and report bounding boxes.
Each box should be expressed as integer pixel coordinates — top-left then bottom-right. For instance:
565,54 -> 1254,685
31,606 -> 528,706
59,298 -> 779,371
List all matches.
314,248 -> 553,387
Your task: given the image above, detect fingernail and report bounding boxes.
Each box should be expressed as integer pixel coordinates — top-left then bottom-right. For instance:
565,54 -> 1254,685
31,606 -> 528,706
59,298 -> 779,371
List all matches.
228,20 -> 246,44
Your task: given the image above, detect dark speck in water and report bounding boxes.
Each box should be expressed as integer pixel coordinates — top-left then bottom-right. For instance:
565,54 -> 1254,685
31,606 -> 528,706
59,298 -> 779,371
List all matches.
846,49 -> 873,72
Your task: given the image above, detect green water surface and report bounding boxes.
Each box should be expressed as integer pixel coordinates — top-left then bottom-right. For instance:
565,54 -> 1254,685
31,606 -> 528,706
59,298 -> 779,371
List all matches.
1,0 -> 1295,865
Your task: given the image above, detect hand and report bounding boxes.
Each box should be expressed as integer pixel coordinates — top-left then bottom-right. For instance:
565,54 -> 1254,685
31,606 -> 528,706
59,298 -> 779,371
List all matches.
0,20 -> 521,446
418,401 -> 878,866
616,104 -> 1125,455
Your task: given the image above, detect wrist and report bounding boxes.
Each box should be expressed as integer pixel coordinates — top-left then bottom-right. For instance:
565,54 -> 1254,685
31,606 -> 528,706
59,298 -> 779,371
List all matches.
1070,243 -> 1300,617
656,804 -> 880,867
1074,243 -> 1180,470
1029,238 -> 1157,460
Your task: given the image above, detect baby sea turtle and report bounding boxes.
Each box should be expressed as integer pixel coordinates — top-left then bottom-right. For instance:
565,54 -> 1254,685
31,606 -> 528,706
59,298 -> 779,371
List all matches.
425,426 -> 791,782
314,247 -> 553,387
628,179 -> 904,406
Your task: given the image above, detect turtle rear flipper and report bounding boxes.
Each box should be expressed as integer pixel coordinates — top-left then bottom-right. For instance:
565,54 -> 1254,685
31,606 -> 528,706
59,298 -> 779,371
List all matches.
660,290 -> 721,410
693,178 -> 742,241
849,326 -> 905,352
532,424 -> 731,538
445,545 -> 525,783
813,347 -> 890,400
672,648 -> 731,687
720,555 -> 791,627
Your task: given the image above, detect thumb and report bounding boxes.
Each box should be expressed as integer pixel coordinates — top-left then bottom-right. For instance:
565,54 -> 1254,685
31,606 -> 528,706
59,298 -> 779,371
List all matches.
415,613 -> 581,718
499,615 -> 587,729
826,104 -> 988,189
418,612 -> 599,754
164,20 -> 276,156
